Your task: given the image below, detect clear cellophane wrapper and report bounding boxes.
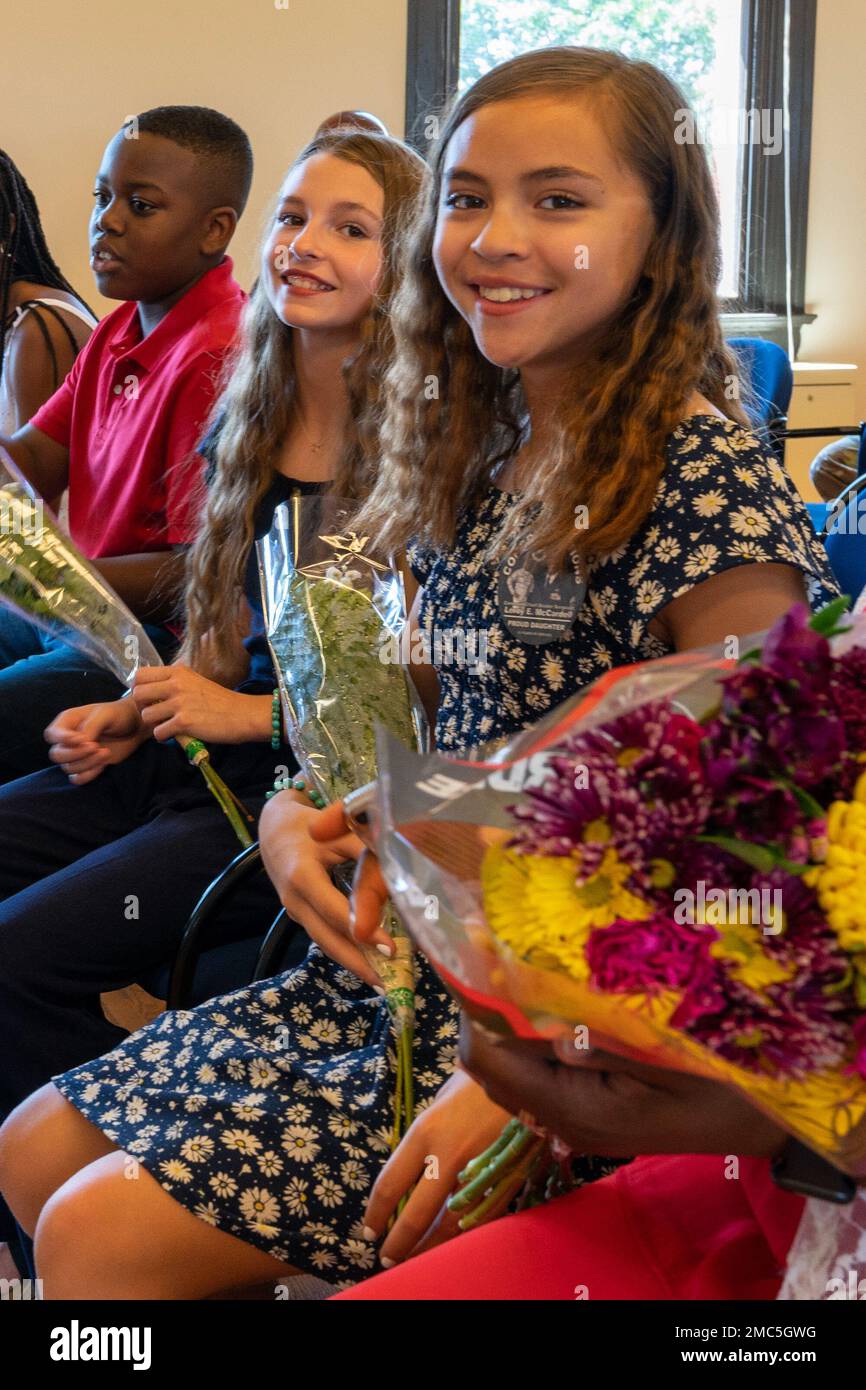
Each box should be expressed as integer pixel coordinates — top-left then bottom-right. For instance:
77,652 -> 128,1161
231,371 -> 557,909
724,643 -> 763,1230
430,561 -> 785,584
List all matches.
0,446 -> 160,684
257,493 -> 427,1036
0,448 -> 258,846
367,618 -> 866,1178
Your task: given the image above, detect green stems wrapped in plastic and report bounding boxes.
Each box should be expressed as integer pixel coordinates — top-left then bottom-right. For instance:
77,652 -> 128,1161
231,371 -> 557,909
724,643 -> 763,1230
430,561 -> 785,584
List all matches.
0,447 -> 254,848
258,492 -> 428,1145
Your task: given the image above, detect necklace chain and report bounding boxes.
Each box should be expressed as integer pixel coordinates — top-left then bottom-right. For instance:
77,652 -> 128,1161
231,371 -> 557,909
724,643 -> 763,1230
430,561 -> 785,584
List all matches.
293,402 -> 326,453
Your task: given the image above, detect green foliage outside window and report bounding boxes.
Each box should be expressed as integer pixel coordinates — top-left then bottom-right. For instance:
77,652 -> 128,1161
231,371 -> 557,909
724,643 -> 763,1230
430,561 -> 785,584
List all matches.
460,0 -> 718,124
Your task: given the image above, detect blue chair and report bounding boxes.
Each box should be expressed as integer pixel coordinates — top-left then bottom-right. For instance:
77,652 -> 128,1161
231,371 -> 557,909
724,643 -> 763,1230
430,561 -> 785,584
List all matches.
822,469 -> 866,605
727,338 -> 864,489
728,337 -> 793,463
805,500 -> 831,531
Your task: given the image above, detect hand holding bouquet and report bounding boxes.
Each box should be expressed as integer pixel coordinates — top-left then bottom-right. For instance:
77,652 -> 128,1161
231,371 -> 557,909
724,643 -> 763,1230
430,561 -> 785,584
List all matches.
0,447 -> 253,846
362,598 -> 866,1223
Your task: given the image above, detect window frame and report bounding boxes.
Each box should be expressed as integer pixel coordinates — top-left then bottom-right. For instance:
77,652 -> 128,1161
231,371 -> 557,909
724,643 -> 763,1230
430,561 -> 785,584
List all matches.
405,0 -> 818,341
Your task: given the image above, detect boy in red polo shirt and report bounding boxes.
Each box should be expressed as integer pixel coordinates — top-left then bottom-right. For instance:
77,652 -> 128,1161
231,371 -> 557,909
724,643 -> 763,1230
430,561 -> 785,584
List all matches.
0,106 -> 250,781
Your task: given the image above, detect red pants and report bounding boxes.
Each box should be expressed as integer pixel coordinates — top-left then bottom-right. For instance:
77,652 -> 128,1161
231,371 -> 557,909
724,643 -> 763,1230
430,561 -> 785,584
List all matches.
334,1155 -> 804,1301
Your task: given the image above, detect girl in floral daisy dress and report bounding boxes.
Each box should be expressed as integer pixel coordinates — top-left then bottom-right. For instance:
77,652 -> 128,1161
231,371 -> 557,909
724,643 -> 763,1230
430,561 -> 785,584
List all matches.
0,48 -> 838,1297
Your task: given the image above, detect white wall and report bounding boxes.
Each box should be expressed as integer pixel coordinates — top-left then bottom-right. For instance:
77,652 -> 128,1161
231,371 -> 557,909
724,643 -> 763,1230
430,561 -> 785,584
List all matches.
800,0 -> 866,415
5,0 -> 864,417
4,0 -> 407,308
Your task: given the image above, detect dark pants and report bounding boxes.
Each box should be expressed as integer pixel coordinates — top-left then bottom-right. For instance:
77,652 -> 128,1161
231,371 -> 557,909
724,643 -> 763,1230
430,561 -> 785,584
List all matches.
0,737 -> 289,1123
0,608 -> 176,784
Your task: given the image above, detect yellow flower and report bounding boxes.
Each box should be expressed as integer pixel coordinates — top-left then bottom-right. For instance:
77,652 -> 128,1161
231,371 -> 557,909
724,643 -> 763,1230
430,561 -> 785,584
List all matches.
481,844 -> 651,982
804,770 -> 866,954
582,817 -> 611,845
616,747 -> 643,769
709,920 -> 792,991
649,858 -> 676,889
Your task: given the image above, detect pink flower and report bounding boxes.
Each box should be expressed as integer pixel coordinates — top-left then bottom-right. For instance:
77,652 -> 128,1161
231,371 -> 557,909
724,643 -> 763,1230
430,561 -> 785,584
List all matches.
586,914 -> 715,995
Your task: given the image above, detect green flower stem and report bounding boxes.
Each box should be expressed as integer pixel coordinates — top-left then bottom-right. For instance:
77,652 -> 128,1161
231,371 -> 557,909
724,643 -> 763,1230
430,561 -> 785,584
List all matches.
458,1170 -> 529,1232
390,1034 -> 405,1153
456,1117 -> 523,1186
199,760 -> 255,848
516,1150 -> 558,1211
458,1137 -> 546,1232
448,1122 -> 536,1214
390,1027 -> 416,1220
400,1025 -> 415,1129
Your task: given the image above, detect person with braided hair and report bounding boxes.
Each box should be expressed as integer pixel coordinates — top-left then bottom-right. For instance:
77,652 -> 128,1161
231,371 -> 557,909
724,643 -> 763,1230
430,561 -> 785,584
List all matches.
0,150 -> 96,436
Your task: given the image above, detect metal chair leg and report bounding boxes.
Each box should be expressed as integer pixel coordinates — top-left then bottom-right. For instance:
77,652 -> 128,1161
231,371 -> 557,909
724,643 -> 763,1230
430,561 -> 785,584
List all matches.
252,908 -> 302,982
166,842 -> 266,1009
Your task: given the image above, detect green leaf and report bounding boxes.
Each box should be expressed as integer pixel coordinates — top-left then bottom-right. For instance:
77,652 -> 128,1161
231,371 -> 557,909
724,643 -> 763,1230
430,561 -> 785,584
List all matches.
695,834 -> 779,872
809,595 -> 853,636
773,858 -> 809,878
824,964 -> 854,997
696,834 -> 810,877
779,779 -> 826,821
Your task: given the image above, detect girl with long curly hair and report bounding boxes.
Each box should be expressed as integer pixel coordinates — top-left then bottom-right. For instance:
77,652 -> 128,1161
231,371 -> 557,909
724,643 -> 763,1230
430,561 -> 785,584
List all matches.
276,45 -> 838,1274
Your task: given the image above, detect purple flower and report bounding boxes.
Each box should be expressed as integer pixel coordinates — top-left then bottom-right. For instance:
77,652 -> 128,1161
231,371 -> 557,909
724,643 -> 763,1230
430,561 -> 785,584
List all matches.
761,602 -> 834,691
702,608 -> 848,796
829,644 -> 866,794
508,702 -> 711,890
703,770 -> 807,847
678,871 -> 855,1077
831,645 -> 866,746
673,838 -> 753,891
683,982 -> 850,1076
704,664 -> 845,791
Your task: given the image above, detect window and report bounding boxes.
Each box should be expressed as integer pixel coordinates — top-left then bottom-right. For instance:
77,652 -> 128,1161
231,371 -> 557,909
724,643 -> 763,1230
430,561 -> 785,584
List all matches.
405,0 -> 817,336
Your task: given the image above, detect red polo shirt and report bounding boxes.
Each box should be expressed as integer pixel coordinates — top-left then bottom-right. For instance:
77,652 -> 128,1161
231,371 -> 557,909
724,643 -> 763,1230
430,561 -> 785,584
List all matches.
31,257 -> 245,559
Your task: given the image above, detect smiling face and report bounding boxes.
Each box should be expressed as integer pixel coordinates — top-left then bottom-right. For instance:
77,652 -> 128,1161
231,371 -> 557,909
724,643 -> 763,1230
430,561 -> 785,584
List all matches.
433,95 -> 657,377
90,131 -> 233,303
261,152 -> 385,332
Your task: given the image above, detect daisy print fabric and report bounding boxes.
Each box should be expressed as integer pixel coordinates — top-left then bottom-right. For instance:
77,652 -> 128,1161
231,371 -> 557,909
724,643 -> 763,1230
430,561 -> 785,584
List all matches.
410,415 -> 838,754
55,946 -> 459,1287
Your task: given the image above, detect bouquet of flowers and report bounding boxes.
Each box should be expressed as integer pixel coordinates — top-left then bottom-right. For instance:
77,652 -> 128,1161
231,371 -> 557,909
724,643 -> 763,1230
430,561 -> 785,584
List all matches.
360,598 -> 866,1221
258,492 -> 427,1145
0,446 -> 253,846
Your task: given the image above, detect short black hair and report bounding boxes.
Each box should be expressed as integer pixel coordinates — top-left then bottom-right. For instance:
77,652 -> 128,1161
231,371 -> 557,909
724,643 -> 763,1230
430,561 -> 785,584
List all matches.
131,105 -> 253,216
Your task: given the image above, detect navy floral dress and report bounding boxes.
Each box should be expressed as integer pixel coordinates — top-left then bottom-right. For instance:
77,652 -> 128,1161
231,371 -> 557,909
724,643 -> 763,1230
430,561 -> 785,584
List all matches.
415,417 -> 838,752
55,416 -> 837,1288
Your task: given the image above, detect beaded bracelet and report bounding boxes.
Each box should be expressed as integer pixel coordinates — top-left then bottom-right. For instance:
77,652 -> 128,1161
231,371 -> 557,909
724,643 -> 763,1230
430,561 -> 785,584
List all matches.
270,689 -> 282,751
265,775 -> 327,810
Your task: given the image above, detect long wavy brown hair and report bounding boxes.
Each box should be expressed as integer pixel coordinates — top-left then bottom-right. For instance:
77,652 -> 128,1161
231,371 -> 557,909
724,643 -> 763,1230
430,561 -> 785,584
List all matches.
182,130 -> 426,678
354,46 -> 750,570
